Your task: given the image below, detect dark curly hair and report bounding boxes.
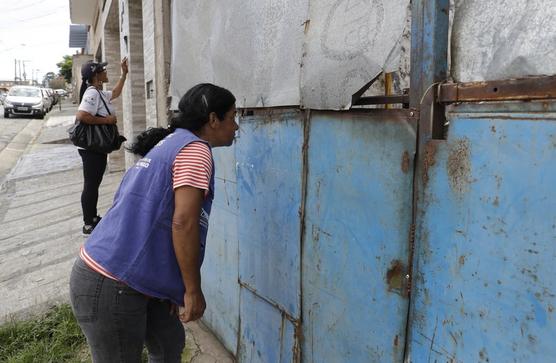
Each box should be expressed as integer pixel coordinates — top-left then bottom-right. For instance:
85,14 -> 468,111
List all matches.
128,83 -> 236,156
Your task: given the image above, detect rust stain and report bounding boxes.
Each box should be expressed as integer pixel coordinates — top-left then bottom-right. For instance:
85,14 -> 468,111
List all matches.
422,141 -> 438,186
458,255 -> 466,266
479,348 -> 489,362
447,138 -> 472,196
401,151 -> 410,173
394,334 -> 399,347
386,260 -> 407,297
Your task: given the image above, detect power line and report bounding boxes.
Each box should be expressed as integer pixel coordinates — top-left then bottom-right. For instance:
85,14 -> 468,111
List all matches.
3,0 -> 50,13
0,6 -> 68,28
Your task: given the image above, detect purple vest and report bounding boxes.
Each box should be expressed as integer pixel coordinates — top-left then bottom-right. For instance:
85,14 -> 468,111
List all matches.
84,128 -> 214,305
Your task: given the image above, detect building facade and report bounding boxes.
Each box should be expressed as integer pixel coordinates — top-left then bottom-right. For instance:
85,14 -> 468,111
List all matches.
69,1 -> 556,362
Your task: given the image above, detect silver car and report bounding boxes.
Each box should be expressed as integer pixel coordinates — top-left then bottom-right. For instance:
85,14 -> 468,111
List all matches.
3,86 -> 47,119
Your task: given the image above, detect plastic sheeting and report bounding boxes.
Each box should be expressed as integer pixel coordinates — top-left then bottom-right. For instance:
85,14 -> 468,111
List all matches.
301,0 -> 410,109
170,0 -> 410,110
169,0 -> 307,109
452,0 -> 556,82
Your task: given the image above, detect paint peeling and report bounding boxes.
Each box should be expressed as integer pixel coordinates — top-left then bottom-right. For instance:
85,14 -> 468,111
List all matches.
401,150 -> 410,173
386,259 -> 408,297
422,141 -> 438,186
447,138 -> 472,196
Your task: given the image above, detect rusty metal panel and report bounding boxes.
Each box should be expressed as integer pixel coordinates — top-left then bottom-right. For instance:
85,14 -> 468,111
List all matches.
238,288 -> 298,362
236,110 -> 303,317
408,107 -> 556,362
302,111 -> 415,362
202,146 -> 240,354
438,76 -> 556,104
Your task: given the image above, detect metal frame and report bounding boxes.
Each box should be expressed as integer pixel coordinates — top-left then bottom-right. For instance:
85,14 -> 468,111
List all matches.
438,75 -> 556,103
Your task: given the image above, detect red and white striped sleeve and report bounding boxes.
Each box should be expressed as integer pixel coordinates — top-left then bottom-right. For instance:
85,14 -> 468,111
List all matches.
172,141 -> 213,191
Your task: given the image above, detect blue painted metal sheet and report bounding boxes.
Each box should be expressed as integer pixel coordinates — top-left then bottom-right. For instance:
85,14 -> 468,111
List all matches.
236,110 -> 304,317
202,146 -> 240,354
238,288 -> 297,363
408,107 -> 556,362
302,110 -> 415,363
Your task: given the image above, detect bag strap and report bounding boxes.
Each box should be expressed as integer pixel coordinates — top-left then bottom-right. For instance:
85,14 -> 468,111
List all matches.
95,88 -> 112,116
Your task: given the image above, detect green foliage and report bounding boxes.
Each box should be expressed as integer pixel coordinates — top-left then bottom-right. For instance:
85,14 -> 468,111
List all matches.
0,305 -> 88,363
0,304 -> 192,362
56,55 -> 73,83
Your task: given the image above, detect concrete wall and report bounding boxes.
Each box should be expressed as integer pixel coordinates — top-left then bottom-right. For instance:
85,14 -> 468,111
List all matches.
103,0 -> 125,172
142,0 -> 172,128
120,0 -> 146,168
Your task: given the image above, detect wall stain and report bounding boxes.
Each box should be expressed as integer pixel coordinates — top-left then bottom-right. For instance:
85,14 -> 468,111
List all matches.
422,141 -> 438,186
386,259 -> 407,297
447,138 -> 471,196
401,151 -> 410,173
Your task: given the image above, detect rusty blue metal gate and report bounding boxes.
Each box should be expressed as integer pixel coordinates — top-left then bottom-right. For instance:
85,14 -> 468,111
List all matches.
233,109 -> 417,362
236,110 -> 304,362
301,110 -> 415,362
407,103 -> 556,362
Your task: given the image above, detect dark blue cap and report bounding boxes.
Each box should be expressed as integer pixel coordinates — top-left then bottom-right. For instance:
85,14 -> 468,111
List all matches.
81,61 -> 108,81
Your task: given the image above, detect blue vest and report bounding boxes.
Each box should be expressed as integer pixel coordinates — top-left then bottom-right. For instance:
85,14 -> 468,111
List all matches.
84,128 -> 214,305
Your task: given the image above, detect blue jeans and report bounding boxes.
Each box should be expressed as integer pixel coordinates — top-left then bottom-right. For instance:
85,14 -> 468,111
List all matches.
69,258 -> 185,362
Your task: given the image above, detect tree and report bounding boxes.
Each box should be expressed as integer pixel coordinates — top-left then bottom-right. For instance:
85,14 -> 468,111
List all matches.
49,77 -> 66,90
42,72 -> 56,87
56,55 -> 73,83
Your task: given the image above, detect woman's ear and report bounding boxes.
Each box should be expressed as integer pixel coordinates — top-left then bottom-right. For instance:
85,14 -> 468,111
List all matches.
208,112 -> 219,129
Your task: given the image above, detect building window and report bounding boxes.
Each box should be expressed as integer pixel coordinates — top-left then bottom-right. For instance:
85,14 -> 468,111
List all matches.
146,80 -> 154,99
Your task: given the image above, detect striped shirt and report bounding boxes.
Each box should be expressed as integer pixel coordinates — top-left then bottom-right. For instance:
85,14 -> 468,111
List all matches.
172,141 -> 213,192
81,141 -> 213,281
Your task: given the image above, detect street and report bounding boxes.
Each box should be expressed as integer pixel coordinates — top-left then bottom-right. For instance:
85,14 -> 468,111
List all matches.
0,99 -> 232,361
0,99 -> 123,322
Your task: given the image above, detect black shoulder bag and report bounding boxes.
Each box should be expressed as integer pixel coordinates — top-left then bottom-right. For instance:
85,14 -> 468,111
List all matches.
68,89 -> 126,154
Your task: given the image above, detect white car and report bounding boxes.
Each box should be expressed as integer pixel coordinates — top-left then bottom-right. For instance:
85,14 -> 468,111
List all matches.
3,86 -> 47,119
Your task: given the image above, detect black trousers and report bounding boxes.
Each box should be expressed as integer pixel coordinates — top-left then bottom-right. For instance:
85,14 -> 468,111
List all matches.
70,258 -> 185,362
78,149 -> 107,225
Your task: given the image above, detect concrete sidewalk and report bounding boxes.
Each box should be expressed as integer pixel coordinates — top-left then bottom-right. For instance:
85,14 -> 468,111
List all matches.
0,101 -> 233,362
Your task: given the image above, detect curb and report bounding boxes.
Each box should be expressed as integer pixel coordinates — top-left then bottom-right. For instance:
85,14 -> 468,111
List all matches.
0,119 -> 45,186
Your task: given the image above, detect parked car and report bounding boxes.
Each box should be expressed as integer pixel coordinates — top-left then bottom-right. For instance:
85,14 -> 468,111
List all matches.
54,89 -> 68,97
3,86 -> 47,119
47,87 -> 59,106
41,88 -> 54,111
41,88 -> 52,112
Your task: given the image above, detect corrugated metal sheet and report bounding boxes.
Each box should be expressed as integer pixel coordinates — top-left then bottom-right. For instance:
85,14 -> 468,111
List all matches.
408,104 -> 556,362
302,110 -> 415,362
452,0 -> 556,82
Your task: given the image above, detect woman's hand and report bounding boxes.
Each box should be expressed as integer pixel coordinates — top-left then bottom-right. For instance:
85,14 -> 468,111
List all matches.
179,290 -> 206,322
105,115 -> 117,125
121,57 -> 128,75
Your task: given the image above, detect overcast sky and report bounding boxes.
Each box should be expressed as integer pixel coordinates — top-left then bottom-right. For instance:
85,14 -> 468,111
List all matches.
0,0 -> 75,82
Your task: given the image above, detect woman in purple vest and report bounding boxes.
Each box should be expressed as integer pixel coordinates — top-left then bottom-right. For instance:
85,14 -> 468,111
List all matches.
69,83 -> 238,362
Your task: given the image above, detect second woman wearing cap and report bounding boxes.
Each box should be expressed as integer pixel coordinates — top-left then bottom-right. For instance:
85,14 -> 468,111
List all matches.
76,57 -> 128,235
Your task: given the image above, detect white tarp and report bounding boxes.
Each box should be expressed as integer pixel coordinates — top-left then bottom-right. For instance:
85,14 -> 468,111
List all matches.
452,0 -> 556,82
170,0 -> 308,109
170,0 -> 410,110
301,0 -> 410,109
